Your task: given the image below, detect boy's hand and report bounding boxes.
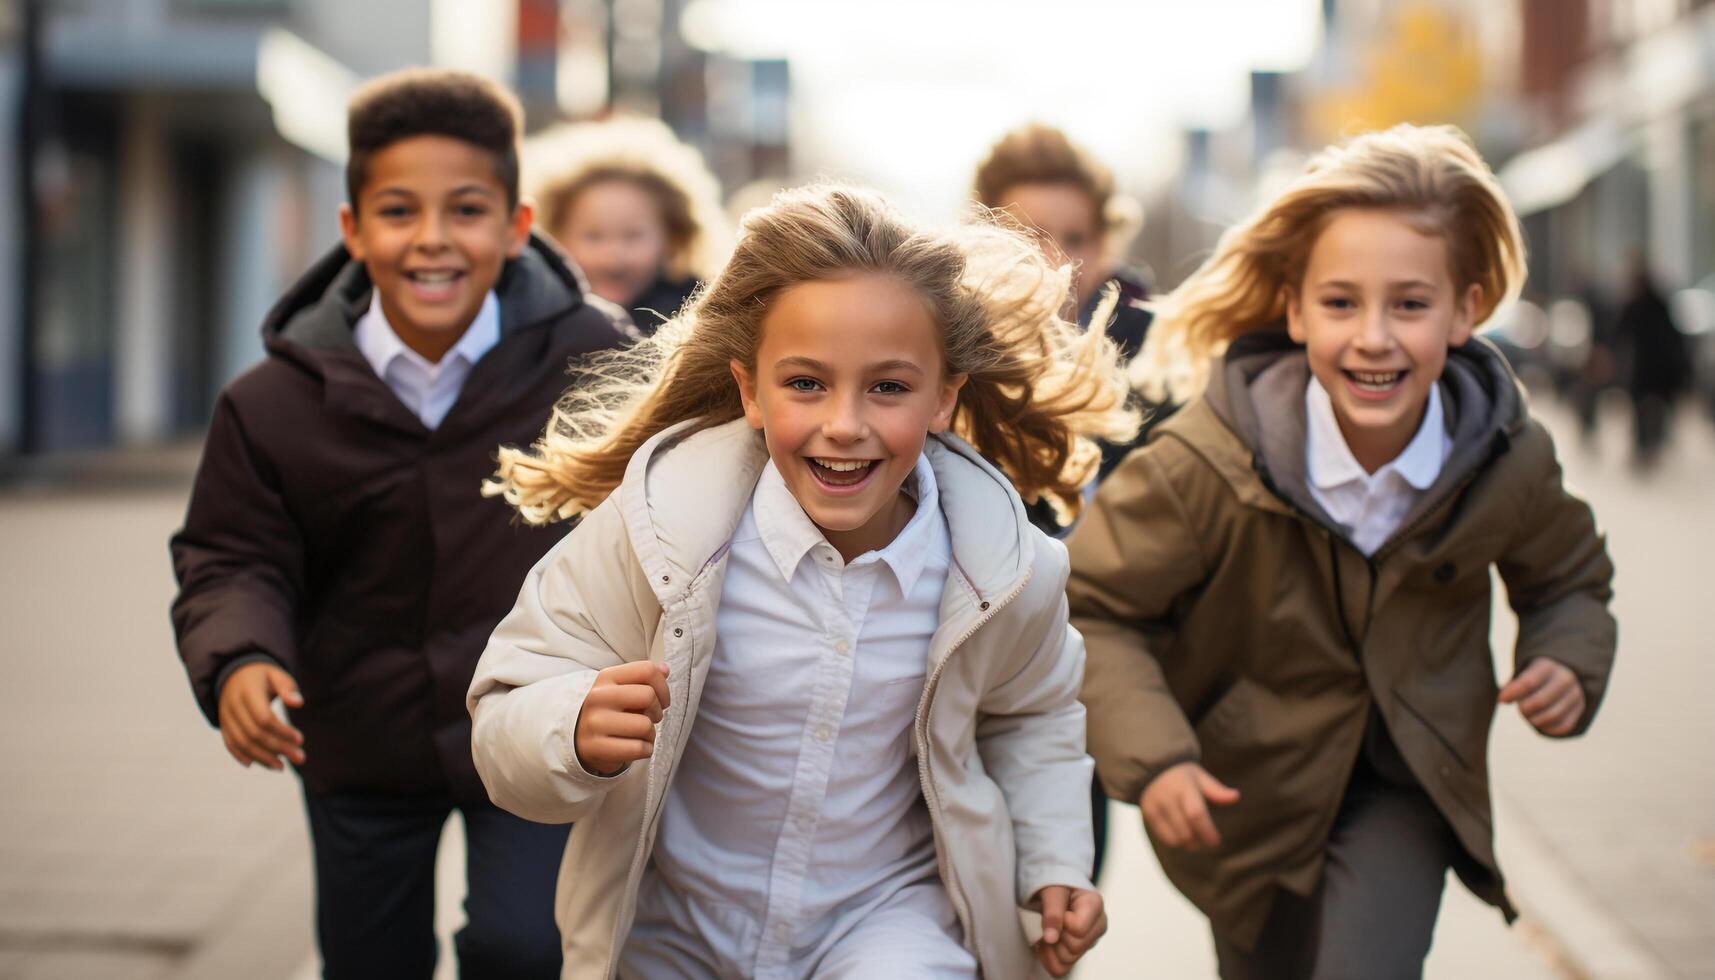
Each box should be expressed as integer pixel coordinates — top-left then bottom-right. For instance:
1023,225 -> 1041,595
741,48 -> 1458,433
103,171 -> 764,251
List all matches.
217,662 -> 305,770
1499,658 -> 1585,736
574,661 -> 671,776
1034,886 -> 1107,977
1139,761 -> 1239,851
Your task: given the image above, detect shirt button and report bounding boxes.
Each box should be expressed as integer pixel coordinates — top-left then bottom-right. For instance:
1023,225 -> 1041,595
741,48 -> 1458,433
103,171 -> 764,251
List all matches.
833,638 -> 850,654
815,725 -> 833,742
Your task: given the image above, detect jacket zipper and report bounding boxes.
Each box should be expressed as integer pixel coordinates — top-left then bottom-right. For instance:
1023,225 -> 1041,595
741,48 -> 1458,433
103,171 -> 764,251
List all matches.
913,567 -> 1034,965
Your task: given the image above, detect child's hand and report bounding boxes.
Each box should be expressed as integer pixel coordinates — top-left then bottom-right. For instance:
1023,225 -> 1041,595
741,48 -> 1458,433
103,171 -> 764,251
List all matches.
217,661 -> 305,770
574,661 -> 671,776
1139,761 -> 1239,851
1499,658 -> 1585,736
1033,885 -> 1106,977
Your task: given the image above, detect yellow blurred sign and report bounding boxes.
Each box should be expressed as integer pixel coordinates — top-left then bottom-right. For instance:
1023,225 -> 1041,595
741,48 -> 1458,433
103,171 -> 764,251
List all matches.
1307,3 -> 1483,139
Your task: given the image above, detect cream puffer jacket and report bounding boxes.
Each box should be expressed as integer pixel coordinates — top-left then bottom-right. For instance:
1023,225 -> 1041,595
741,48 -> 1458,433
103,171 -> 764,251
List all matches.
468,417 -> 1095,979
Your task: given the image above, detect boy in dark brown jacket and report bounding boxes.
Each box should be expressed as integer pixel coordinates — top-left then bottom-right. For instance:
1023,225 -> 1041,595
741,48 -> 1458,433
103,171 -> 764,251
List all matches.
1067,126 -> 1616,979
168,69 -> 627,978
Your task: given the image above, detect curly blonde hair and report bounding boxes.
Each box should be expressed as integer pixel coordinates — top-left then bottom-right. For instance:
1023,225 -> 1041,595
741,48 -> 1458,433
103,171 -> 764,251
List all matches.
1133,123 -> 1526,403
488,183 -> 1139,524
524,116 -> 730,282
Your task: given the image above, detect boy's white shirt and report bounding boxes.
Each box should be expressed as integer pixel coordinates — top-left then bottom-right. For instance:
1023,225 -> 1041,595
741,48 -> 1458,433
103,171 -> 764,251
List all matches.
467,417 -> 1093,980
353,289 -> 500,429
1305,377 -> 1451,556
627,454 -> 970,975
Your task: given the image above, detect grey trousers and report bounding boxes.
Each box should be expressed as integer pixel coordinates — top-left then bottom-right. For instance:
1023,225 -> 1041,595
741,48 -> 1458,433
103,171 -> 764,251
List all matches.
1213,773 -> 1462,980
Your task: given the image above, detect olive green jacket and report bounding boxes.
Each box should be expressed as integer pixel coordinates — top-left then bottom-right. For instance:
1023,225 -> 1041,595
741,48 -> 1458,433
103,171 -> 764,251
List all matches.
1067,333 -> 1616,948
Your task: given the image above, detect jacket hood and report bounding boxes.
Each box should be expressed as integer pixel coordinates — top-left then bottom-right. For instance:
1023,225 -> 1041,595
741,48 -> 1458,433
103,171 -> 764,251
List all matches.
616,418 -> 1038,610
1194,328 -> 1524,534
258,231 -> 599,375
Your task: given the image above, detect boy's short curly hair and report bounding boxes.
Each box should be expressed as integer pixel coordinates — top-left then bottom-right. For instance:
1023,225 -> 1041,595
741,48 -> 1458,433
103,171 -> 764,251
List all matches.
345,68 -> 523,210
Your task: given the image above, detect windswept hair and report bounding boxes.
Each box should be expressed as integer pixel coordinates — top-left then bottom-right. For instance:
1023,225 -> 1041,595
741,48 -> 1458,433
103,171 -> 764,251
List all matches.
524,116 -> 730,283
973,123 -> 1143,257
1133,123 -> 1526,403
488,183 -> 1139,524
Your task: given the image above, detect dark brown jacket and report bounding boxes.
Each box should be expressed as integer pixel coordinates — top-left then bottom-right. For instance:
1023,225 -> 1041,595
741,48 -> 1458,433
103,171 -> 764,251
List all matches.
170,234 -> 629,803
1067,332 -> 1616,948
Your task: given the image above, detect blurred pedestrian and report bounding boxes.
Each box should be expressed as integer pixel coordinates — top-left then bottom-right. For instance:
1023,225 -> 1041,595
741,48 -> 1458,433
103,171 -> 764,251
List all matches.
973,123 -> 1153,359
1566,269 -> 1618,444
1067,124 -> 1617,980
168,69 -> 630,979
972,123 -> 1160,879
525,116 -> 729,334
1616,249 -> 1690,469
469,185 -> 1137,979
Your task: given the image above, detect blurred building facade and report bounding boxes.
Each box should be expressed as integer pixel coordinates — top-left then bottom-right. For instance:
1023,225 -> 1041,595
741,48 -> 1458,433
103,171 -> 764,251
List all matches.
0,0 -> 787,459
1140,0 -> 1715,312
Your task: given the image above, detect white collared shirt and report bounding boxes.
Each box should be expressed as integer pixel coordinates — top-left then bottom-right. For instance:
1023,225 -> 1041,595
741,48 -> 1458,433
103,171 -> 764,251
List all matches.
352,290 -> 500,429
623,454 -> 975,978
1305,377 -> 1451,556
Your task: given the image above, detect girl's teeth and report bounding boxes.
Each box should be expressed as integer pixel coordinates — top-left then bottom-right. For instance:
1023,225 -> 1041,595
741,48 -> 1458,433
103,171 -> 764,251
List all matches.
814,458 -> 871,472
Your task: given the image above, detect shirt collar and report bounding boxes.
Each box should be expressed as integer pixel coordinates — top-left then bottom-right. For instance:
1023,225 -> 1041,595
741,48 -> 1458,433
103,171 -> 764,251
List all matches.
752,453 -> 941,593
353,289 -> 501,376
1306,376 -> 1447,491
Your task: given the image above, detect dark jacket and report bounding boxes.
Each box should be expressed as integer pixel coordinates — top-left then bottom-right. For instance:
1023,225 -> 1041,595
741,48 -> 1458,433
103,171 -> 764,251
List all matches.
170,233 -> 630,803
1078,266 -> 1154,360
1618,282 -> 1689,399
1027,269 -> 1161,537
625,276 -> 699,335
1067,332 -> 1616,948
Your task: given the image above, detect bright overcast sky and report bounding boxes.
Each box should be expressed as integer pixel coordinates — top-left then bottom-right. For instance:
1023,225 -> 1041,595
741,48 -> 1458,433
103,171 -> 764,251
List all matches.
681,0 -> 1324,220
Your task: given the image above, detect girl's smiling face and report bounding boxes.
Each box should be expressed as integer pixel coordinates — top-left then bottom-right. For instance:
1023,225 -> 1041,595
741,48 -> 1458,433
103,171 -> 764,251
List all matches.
1287,207 -> 1481,473
731,273 -> 966,561
556,177 -> 671,306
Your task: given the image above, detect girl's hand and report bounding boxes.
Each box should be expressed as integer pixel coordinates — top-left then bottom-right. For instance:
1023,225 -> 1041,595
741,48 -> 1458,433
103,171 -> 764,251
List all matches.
217,662 -> 305,770
574,661 -> 671,776
1499,658 -> 1585,736
1139,761 -> 1239,851
1033,886 -> 1107,977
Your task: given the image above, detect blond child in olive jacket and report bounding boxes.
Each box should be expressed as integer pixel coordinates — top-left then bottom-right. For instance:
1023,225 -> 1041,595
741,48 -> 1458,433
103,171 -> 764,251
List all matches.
1068,126 -> 1616,980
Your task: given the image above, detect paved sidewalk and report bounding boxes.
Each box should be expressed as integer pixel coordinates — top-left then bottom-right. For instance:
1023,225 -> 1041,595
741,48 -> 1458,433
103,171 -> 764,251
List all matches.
0,485 -> 312,980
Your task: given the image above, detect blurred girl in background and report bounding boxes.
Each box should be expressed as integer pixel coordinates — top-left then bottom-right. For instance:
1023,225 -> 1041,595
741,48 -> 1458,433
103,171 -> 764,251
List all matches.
526,116 -> 729,333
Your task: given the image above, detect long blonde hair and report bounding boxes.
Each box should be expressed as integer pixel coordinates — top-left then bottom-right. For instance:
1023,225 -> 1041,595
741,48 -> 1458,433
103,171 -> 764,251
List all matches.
1133,124 -> 1526,403
488,183 -> 1139,524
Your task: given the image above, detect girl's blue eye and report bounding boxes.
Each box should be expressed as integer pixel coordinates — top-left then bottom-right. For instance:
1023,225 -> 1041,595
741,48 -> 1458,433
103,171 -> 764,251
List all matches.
787,377 -> 822,392
873,381 -> 909,394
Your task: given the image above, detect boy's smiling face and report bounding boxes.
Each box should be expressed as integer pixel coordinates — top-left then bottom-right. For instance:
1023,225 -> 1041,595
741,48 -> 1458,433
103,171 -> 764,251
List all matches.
731,273 -> 966,562
1287,207 -> 1480,473
340,134 -> 532,362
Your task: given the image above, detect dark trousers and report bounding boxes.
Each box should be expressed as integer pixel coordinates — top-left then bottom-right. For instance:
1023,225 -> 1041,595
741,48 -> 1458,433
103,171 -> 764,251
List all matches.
303,788 -> 570,980
1212,773 -> 1461,980
1091,775 -> 1110,882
